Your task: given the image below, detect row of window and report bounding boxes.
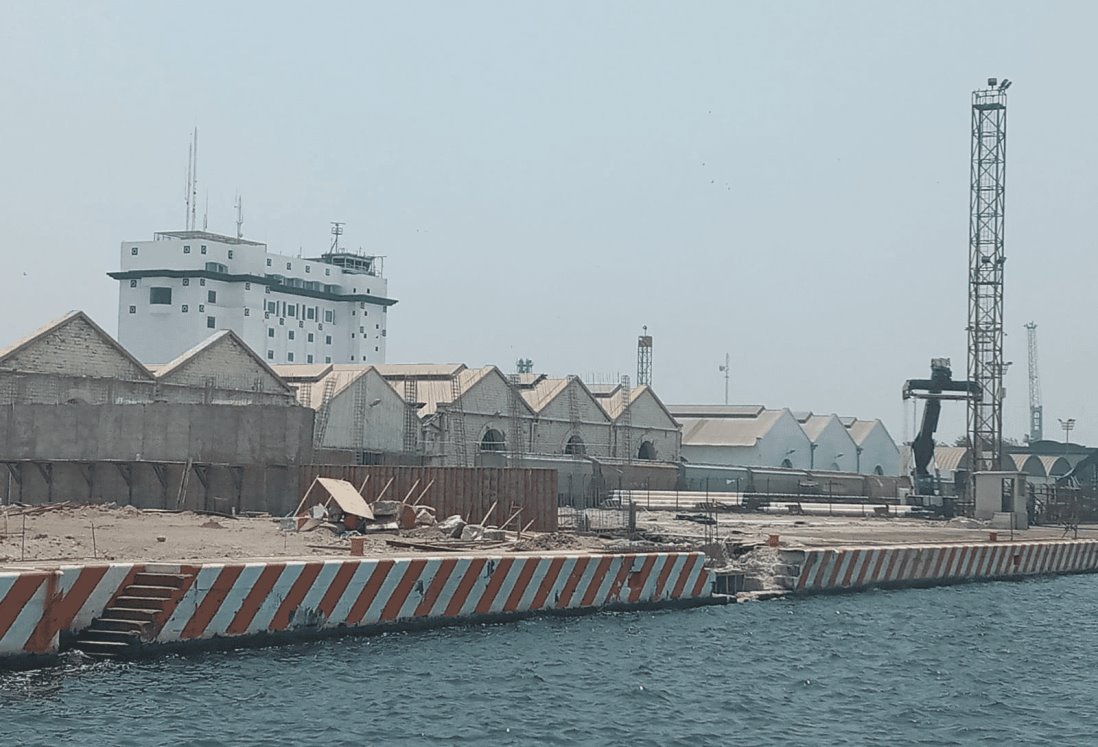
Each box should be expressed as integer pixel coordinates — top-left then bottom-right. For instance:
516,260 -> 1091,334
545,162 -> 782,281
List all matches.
147,288 -> 218,305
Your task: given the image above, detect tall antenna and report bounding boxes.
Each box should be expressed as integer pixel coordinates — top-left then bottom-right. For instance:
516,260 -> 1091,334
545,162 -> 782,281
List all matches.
967,77 -> 1011,477
636,326 -> 653,387
234,193 -> 244,239
189,128 -> 199,231
184,138 -> 193,229
1025,321 -> 1042,442
330,221 -> 345,252
203,192 -> 208,231
719,353 -> 731,405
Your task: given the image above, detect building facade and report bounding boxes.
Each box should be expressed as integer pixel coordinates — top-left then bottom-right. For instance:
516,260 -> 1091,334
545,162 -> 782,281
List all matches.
110,230 -> 396,365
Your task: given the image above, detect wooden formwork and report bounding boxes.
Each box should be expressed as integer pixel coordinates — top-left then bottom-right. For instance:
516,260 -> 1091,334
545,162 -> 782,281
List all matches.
298,466 -> 559,532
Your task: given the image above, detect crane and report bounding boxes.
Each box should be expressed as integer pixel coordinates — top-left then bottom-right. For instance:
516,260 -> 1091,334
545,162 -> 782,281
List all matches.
903,358 -> 981,497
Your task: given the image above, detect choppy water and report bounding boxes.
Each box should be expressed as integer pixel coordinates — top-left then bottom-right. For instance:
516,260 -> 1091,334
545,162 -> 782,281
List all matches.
3,575 -> 1097,746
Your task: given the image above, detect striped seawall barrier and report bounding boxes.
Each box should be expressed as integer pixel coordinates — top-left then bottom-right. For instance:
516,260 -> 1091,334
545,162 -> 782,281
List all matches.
0,552 -> 713,663
784,540 -> 1098,594
151,552 -> 712,645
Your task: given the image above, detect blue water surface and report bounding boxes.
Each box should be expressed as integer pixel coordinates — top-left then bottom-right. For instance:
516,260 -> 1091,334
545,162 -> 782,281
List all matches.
2,575 -> 1096,746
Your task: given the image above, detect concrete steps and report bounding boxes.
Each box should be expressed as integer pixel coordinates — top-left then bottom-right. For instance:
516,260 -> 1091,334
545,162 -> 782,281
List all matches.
74,571 -> 193,660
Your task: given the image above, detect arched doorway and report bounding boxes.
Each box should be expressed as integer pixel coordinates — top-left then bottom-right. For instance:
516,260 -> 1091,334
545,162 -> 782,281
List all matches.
480,428 -> 506,452
780,458 -> 793,469
873,465 -> 884,476
637,441 -> 657,460
564,434 -> 586,456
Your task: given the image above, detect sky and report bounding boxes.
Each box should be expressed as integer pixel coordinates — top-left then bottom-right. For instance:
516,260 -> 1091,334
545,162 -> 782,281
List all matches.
1,1 -> 1096,445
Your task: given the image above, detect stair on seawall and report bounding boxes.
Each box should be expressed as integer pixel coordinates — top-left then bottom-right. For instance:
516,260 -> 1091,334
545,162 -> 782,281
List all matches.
75,571 -> 193,659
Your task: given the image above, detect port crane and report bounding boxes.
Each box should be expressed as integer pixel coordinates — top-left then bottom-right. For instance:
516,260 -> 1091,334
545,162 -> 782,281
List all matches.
903,358 -> 981,496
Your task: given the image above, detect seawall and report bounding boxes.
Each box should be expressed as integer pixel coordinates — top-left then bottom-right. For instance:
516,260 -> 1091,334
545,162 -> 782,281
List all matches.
782,539 -> 1098,594
0,551 -> 714,666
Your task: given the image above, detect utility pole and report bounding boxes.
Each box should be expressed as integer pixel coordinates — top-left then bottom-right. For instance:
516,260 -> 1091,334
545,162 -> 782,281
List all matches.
1059,417 -> 1075,444
967,77 -> 1011,477
1025,322 -> 1042,442
719,353 -> 730,405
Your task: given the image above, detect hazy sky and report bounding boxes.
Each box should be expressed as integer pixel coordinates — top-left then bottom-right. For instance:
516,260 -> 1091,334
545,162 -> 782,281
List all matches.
2,2 -> 1095,444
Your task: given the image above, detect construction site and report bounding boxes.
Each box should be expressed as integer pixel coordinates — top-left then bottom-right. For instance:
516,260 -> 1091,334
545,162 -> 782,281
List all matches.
6,77 -> 1098,670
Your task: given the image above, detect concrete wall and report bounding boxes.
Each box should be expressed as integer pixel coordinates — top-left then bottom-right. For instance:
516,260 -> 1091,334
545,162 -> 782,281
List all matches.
0,404 -> 313,464
530,380 -> 612,458
320,369 -> 411,454
783,539 -> 1098,593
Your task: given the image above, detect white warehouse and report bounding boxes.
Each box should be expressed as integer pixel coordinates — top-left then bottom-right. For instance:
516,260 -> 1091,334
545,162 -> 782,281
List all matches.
110,230 -> 396,365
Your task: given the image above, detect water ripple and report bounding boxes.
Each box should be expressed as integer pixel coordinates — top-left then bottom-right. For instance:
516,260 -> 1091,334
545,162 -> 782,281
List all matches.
3,576 -> 1098,745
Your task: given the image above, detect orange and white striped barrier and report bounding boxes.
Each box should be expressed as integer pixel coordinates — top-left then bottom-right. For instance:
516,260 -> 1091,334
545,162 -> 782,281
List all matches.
0,552 -> 712,662
788,539 -> 1098,593
153,553 -> 711,642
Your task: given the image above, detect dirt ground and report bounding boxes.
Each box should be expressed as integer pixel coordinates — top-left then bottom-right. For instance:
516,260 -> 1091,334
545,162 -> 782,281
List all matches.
635,508 -> 1095,548
0,503 -> 612,568
1,503 -> 1091,569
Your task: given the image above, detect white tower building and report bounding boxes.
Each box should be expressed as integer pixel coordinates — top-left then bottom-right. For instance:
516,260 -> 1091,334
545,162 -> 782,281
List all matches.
110,230 -> 396,365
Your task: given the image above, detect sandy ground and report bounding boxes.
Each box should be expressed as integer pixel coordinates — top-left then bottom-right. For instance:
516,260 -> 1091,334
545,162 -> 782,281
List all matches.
0,504 -> 612,568
634,508 -> 1095,547
1,502 -> 1091,569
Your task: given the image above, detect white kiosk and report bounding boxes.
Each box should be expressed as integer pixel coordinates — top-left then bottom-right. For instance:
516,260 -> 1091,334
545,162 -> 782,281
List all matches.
973,472 -> 1028,530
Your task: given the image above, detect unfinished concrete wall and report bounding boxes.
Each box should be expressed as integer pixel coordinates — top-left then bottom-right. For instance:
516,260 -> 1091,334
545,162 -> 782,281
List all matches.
0,404 -> 313,464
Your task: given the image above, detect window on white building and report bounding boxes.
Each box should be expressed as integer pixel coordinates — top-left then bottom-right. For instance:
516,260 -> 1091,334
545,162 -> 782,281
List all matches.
183,245 -> 191,254
266,258 -> 272,267
129,279 -> 137,288
286,305 -> 297,318
307,354 -> 314,363
268,328 -> 274,338
130,247 -> 138,255
244,308 -> 250,317
287,352 -> 294,362
307,333 -> 314,342
325,335 -> 332,345
267,350 -> 274,360
149,287 -> 172,304
182,279 -> 189,287
288,331 -> 295,340
181,304 -> 189,313
245,282 -> 251,290
228,250 -> 234,259
305,265 -> 310,273
324,310 -> 334,323
198,304 -> 204,312
207,290 -> 216,303
201,245 -> 207,254
207,316 -> 216,329
128,305 -> 136,314
325,356 -> 331,363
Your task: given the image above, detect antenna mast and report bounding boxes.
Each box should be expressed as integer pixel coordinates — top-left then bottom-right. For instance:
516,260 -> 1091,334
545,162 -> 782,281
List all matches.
330,221 -> 345,252
184,139 -> 192,229
234,193 -> 244,239
636,326 -> 653,387
1025,322 -> 1042,442
966,77 -> 1010,477
189,128 -> 199,231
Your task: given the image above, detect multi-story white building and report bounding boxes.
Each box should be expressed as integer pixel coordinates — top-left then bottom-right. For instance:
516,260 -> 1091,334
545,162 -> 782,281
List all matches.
110,230 -> 396,365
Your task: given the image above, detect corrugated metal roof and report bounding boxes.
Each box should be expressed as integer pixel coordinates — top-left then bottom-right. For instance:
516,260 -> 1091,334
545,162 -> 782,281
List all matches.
680,408 -> 788,447
844,419 -> 879,445
272,363 -> 333,382
667,404 -> 765,418
792,411 -> 814,423
373,364 -> 466,379
1039,455 -> 1071,476
1011,453 -> 1045,475
801,414 -> 836,440
933,446 -> 968,473
520,377 -> 572,413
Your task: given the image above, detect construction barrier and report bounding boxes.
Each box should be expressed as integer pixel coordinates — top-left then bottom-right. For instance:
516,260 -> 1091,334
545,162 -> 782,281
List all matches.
0,552 -> 711,664
785,539 -> 1098,593
0,569 -> 60,657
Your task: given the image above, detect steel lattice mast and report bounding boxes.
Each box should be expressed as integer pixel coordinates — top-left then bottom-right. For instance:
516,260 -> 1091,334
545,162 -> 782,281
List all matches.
967,78 -> 1011,476
1025,321 -> 1042,442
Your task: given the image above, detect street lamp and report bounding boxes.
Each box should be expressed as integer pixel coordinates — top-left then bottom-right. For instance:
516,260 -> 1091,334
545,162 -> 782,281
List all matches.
1059,418 -> 1076,444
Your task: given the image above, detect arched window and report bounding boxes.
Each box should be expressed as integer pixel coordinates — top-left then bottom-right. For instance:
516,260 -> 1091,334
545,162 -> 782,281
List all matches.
480,428 -> 506,452
564,434 -> 586,456
637,441 -> 657,460
780,458 -> 793,469
873,465 -> 884,476
829,462 -> 841,472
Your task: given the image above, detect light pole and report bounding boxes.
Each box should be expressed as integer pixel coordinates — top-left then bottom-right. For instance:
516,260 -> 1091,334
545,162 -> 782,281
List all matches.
834,453 -> 844,472
719,354 -> 731,406
1059,418 -> 1076,444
